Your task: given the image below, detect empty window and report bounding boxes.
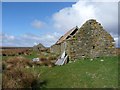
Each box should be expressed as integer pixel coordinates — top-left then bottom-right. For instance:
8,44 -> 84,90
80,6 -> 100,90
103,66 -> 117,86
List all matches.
93,46 -> 95,49
82,54 -> 85,56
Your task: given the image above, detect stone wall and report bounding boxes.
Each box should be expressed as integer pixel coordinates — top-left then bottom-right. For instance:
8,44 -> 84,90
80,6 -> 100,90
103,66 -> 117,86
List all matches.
50,44 -> 61,55
65,19 -> 116,60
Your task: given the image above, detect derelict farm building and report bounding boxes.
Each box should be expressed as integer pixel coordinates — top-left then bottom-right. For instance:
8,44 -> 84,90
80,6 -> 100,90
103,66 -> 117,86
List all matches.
50,19 -> 116,60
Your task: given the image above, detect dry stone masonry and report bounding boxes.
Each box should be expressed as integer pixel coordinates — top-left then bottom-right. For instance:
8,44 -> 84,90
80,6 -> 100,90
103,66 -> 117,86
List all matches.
50,19 -> 116,60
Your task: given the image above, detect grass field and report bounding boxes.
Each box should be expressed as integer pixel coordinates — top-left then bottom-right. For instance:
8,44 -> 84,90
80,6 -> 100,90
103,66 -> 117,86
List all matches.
2,51 -> 119,88
29,56 -> 118,88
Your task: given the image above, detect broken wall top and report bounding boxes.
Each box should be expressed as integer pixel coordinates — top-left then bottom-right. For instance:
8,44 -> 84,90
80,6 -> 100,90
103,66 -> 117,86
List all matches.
67,19 -> 115,43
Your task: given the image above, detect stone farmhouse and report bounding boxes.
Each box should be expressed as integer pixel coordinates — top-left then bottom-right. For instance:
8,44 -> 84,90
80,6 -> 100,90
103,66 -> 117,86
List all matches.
50,19 -> 116,61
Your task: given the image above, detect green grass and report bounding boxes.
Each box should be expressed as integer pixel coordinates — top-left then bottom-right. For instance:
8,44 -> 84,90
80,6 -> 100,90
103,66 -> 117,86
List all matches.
30,56 -> 118,88
2,53 -> 119,88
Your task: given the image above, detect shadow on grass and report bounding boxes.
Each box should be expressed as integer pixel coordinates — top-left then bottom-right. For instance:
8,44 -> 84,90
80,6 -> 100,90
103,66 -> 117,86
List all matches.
32,80 -> 47,88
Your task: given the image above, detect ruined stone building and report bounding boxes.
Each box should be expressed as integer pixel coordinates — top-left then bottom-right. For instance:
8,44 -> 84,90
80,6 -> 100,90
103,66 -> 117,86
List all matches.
33,43 -> 46,52
50,19 -> 116,60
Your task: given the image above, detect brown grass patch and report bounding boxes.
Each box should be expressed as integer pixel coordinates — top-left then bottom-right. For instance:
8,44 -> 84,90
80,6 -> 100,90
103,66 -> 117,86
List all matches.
3,56 -> 33,70
2,56 -> 43,89
2,67 -> 38,88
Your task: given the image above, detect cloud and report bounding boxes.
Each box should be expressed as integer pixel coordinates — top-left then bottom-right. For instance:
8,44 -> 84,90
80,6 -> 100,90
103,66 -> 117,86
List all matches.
1,32 -> 61,47
90,0 -> 119,2
53,1 -> 118,32
31,32 -> 61,47
114,36 -> 120,48
31,19 -> 45,29
1,33 -> 15,42
1,33 -> 16,46
53,1 -> 94,32
21,32 -> 61,47
112,34 -> 119,48
53,1 -> 96,32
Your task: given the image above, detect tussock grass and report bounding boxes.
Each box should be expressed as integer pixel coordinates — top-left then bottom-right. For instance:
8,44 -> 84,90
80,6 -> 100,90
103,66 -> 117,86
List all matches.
2,56 -> 43,89
2,67 -> 38,88
2,56 -> 33,70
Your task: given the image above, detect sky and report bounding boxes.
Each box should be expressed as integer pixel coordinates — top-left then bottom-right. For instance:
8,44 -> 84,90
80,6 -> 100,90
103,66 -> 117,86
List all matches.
1,0 -> 119,47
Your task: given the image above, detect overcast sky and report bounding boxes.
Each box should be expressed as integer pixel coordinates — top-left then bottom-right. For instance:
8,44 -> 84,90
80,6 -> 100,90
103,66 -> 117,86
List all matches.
1,0 -> 119,47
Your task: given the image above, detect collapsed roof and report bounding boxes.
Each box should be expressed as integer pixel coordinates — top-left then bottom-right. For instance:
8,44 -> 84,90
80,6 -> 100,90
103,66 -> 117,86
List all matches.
56,26 -> 79,44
